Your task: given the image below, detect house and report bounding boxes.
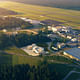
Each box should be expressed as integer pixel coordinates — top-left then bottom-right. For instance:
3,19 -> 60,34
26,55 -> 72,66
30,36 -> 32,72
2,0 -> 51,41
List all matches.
52,26 -> 62,32
52,43 -> 65,51
57,43 -> 65,49
63,48 -> 80,60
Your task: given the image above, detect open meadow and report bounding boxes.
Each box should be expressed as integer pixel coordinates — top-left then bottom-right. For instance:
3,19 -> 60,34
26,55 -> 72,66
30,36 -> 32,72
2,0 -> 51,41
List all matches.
0,1 -> 80,29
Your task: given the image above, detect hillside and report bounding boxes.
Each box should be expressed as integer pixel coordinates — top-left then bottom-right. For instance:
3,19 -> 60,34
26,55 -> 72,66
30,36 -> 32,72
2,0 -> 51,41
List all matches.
0,1 -> 80,29
0,7 -> 18,15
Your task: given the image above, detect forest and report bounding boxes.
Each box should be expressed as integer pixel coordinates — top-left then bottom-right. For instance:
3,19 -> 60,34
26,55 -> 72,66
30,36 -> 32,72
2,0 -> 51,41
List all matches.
0,61 -> 59,80
0,32 -> 51,50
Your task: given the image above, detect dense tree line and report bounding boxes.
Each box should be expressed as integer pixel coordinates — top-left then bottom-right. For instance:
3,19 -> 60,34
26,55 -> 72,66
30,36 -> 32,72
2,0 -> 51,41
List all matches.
0,33 -> 13,50
0,61 -> 59,80
0,17 -> 33,30
0,33 -> 51,49
11,33 -> 51,47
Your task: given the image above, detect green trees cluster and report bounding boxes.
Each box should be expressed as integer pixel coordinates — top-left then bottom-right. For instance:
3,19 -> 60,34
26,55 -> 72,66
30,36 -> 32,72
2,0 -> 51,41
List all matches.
0,62 -> 59,80
0,17 -> 33,30
0,33 -> 13,50
11,33 -> 51,47
0,33 -> 51,49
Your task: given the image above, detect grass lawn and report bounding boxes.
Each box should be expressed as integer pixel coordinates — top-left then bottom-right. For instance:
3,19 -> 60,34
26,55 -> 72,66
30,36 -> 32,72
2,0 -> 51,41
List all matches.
0,46 -> 42,66
4,46 -> 28,55
0,50 -> 80,79
0,1 -> 80,29
0,51 -> 42,66
12,55 -> 41,66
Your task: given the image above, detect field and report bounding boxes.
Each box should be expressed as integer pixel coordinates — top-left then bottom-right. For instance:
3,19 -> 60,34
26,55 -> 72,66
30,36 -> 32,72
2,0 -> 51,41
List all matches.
0,51 -> 41,66
4,46 -> 28,55
6,0 -> 80,11
0,1 -> 80,29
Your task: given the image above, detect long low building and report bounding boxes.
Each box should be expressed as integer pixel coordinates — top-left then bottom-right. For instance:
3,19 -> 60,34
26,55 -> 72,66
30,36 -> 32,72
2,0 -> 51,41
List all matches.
63,48 -> 80,60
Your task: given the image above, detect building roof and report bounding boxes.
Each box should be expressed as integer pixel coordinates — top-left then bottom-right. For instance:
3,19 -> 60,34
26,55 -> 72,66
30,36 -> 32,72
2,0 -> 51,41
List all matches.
65,48 -> 80,59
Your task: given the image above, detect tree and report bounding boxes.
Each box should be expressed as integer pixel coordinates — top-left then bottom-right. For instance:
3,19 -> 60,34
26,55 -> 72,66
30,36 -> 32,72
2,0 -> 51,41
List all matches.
0,33 -> 13,50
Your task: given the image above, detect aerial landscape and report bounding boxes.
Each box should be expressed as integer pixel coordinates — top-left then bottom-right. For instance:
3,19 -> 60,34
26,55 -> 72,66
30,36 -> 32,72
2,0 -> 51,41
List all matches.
0,0 -> 80,80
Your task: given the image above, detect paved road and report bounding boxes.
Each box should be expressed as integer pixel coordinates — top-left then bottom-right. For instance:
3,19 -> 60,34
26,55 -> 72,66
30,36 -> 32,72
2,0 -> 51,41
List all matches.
17,29 -> 38,34
63,70 -> 80,80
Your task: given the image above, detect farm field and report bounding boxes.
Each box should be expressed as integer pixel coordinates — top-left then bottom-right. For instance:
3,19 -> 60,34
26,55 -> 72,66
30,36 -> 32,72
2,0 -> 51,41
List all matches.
0,51 -> 41,66
0,1 -> 80,29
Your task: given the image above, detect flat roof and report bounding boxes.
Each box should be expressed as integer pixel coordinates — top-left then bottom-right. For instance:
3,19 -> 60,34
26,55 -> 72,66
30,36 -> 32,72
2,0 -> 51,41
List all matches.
65,48 -> 80,59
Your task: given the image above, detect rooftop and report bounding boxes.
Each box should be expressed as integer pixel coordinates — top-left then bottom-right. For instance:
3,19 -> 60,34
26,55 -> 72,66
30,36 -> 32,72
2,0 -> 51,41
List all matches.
65,48 -> 80,59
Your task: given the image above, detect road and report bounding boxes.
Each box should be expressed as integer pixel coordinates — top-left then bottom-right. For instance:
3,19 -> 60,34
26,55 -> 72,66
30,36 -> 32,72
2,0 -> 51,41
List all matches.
17,29 -> 38,34
63,70 -> 80,80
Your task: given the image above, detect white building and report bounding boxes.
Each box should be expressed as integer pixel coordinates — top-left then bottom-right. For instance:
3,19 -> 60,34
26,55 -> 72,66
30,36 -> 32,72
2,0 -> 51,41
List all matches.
33,46 -> 44,54
27,44 -> 44,54
30,20 -> 41,25
47,26 -> 52,31
51,26 -> 72,33
52,27 -> 58,32
71,38 -> 77,42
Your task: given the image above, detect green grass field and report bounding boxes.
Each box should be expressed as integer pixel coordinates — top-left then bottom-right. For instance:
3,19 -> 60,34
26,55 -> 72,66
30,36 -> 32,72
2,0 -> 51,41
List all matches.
4,46 -> 28,55
0,1 -> 80,29
0,51 -> 41,66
